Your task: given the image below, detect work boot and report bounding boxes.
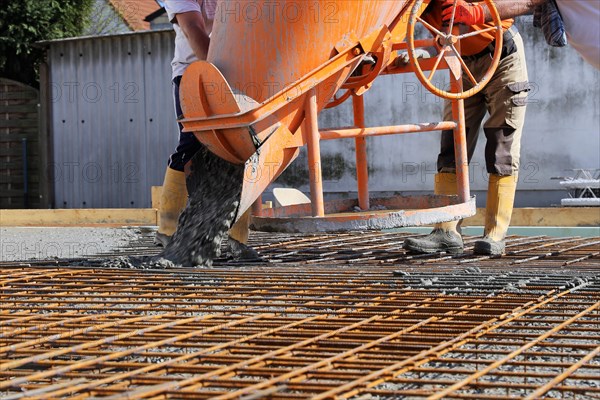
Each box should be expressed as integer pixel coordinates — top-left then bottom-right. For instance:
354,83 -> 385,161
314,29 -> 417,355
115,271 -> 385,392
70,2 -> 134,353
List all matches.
403,173 -> 464,254
227,237 -> 262,260
155,167 -> 188,247
154,232 -> 172,248
474,174 -> 518,255
227,209 -> 262,260
403,228 -> 464,254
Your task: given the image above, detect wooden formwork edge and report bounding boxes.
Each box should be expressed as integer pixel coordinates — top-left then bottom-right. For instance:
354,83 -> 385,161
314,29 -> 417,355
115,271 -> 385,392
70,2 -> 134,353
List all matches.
0,208 -> 158,227
463,207 -> 600,227
0,206 -> 598,228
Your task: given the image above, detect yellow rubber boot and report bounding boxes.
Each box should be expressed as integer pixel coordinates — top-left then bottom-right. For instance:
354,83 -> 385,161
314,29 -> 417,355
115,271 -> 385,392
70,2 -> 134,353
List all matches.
403,172 -> 464,254
227,209 -> 261,260
474,174 -> 518,255
155,167 -> 188,247
434,172 -> 461,233
228,209 -> 250,244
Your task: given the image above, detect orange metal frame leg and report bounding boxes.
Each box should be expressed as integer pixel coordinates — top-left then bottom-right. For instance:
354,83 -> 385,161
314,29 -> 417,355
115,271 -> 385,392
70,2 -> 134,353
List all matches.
353,94 -> 370,211
252,195 -> 263,217
450,82 -> 470,203
306,88 -> 325,217
450,32 -> 470,203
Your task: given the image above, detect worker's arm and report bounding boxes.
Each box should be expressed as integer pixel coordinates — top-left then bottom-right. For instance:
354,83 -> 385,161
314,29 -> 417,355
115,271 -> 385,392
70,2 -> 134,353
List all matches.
481,0 -> 547,20
442,0 -> 547,25
174,11 -> 211,60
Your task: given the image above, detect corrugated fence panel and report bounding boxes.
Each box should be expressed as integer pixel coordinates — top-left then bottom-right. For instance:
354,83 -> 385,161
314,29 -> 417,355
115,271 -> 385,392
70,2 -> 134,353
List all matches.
143,32 -> 178,199
48,30 -> 176,208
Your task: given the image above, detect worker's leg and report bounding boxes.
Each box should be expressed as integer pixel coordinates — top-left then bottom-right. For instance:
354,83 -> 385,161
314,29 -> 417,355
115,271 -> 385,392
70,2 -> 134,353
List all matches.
161,77 -> 260,259
475,32 -> 529,255
156,76 -> 203,246
227,209 -> 261,260
156,168 -> 188,246
229,210 -> 250,244
403,172 -> 465,254
403,84 -> 486,254
477,173 -> 519,254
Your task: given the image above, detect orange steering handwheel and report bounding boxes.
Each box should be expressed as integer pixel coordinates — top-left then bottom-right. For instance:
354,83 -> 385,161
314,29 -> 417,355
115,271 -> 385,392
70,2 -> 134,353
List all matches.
407,0 -> 504,100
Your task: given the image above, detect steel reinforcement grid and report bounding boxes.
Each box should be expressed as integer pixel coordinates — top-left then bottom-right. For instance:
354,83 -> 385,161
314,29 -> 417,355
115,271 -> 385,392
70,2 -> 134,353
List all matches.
1,231 -> 599,399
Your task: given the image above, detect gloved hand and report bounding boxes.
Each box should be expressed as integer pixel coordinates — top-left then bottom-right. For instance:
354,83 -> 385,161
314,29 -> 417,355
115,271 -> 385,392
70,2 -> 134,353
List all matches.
395,48 -> 432,67
441,0 -> 485,25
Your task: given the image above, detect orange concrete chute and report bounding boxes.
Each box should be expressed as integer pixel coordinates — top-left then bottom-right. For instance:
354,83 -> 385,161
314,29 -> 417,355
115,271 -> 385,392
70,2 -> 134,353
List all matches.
179,62 -> 259,164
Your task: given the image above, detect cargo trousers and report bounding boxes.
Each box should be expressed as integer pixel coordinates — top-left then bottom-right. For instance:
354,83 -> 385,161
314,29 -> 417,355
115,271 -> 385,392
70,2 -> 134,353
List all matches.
437,31 -> 529,176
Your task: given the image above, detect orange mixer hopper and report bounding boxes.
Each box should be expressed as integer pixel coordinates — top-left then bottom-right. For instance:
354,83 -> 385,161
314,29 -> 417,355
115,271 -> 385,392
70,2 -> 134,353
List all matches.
179,0 -> 408,216
177,0 -> 504,231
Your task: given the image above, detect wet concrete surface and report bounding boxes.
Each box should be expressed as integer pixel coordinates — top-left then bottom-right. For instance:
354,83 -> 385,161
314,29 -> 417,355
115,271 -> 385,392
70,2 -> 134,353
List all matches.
0,227 -> 143,262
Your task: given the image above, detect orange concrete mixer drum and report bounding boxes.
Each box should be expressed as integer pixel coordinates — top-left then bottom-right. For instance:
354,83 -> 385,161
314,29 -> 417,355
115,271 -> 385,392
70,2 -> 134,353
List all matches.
179,1 -> 409,212
174,0 -> 503,236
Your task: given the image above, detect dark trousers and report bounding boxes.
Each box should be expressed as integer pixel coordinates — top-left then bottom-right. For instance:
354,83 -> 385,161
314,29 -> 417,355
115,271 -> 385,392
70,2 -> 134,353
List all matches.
167,75 -> 203,172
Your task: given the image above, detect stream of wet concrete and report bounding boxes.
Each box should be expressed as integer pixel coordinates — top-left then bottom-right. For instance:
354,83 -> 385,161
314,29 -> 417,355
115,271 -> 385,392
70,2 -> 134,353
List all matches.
159,147 -> 246,267
97,147 -> 250,269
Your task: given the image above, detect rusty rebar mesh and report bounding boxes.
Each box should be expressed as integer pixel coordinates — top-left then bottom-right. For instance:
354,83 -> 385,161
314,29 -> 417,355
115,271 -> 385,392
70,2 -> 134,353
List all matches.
1,231 -> 599,399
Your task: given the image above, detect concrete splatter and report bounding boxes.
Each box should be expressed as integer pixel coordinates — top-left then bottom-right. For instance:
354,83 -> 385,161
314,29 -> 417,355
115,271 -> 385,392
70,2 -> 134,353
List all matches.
159,147 -> 246,267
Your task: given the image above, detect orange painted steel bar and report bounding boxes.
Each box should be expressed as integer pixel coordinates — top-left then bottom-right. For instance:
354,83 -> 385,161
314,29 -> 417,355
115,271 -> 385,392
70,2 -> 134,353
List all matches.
251,195 -> 263,217
429,301 -> 600,400
524,346 -> 600,400
1,239 -> 598,400
450,33 -> 471,203
320,121 -> 458,140
393,38 -> 437,51
179,48 -> 364,132
305,88 -> 325,217
452,97 -> 470,202
352,94 -> 370,211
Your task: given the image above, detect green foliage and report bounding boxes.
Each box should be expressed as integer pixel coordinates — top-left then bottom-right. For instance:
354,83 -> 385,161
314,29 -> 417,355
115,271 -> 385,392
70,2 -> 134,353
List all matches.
0,0 -> 94,87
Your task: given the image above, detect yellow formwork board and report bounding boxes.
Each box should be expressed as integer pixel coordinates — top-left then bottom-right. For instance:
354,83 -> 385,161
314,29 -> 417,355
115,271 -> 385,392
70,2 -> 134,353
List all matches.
0,209 -> 157,227
464,207 -> 600,227
1,207 -> 598,228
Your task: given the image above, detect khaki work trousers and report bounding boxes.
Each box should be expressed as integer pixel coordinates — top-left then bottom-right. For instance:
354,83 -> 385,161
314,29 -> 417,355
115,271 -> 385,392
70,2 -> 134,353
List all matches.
438,32 -> 529,176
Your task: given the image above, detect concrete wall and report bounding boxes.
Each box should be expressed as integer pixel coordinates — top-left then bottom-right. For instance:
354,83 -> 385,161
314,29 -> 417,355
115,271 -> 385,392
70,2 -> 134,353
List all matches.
274,18 -> 600,207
